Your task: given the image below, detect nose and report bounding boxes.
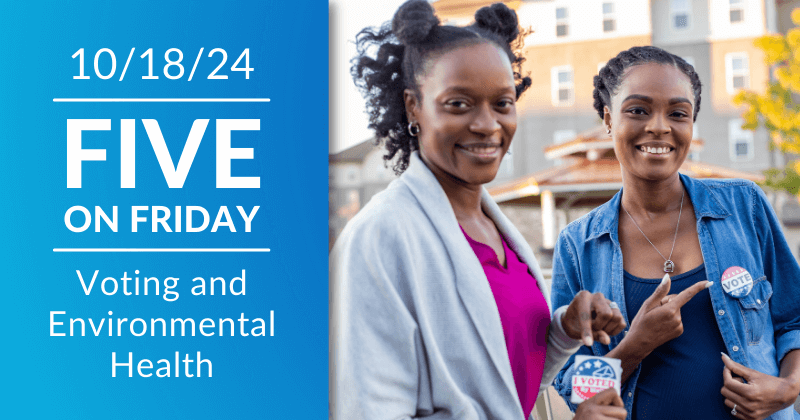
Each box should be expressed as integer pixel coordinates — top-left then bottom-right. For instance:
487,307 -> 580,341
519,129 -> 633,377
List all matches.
646,112 -> 671,136
469,103 -> 501,136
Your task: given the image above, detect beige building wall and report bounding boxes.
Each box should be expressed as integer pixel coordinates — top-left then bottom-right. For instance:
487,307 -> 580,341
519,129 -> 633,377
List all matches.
517,35 -> 652,115
708,38 -> 769,114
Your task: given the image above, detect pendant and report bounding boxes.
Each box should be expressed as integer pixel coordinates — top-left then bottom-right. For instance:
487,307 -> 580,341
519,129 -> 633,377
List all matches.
664,260 -> 675,273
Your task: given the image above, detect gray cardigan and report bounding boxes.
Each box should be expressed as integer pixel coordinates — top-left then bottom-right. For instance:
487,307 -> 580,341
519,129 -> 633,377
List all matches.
331,152 -> 581,419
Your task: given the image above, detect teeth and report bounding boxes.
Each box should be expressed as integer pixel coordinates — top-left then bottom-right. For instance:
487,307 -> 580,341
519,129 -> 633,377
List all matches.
463,145 -> 499,154
640,146 -> 671,155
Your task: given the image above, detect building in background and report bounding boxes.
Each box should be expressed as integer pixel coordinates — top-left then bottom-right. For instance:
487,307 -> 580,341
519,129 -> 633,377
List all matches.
439,0 -> 779,187
430,0 -> 790,259
328,140 -> 396,249
330,0 -> 800,252
329,2 -> 800,415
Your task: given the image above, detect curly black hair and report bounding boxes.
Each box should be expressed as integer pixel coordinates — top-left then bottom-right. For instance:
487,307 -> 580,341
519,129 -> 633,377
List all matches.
351,0 -> 532,174
594,46 -> 702,122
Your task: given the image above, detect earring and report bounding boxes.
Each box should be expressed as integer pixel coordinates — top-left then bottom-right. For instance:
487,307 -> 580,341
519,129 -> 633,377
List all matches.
408,122 -> 420,136
606,127 -> 611,135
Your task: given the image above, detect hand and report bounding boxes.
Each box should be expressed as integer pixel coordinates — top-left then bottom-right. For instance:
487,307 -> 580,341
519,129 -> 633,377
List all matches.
721,353 -> 800,420
624,274 -> 710,355
562,291 -> 626,346
573,388 -> 627,420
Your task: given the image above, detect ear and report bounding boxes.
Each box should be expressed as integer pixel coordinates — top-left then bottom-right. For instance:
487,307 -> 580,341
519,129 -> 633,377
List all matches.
603,105 -> 612,134
404,89 -> 420,123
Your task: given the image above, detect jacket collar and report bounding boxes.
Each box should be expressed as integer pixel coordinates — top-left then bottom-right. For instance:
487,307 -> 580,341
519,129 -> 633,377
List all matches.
400,152 -> 539,415
586,173 -> 731,243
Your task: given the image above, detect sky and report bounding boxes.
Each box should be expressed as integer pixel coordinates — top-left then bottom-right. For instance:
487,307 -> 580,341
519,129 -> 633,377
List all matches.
329,0 -> 409,153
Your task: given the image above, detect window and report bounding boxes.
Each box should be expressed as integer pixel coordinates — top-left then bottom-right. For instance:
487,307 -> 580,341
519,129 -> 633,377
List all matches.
729,119 -> 754,162
603,3 -> 616,32
551,66 -> 574,106
725,53 -> 750,94
670,0 -> 691,30
556,7 -> 569,37
730,0 -> 744,23
553,129 -> 577,145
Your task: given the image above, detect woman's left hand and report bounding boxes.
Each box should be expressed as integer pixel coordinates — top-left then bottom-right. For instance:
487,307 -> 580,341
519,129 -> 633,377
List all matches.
721,353 -> 800,420
562,291 -> 627,347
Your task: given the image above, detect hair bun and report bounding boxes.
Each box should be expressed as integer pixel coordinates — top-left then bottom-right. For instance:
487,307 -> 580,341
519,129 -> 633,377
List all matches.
392,0 -> 439,45
474,3 -> 520,44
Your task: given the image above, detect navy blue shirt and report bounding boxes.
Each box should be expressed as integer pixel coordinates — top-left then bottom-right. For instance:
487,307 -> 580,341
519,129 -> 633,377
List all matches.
623,265 -> 729,420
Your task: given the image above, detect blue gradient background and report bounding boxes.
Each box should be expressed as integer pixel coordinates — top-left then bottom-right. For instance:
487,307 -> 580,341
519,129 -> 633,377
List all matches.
0,1 -> 328,418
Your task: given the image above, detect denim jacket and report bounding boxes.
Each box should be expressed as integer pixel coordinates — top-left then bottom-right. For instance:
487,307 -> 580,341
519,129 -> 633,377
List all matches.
551,174 -> 800,420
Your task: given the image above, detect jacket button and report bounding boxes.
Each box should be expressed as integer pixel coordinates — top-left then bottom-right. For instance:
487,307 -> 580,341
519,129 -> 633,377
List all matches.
733,346 -> 739,352
757,299 -> 762,304
718,310 -> 725,316
628,392 -> 632,397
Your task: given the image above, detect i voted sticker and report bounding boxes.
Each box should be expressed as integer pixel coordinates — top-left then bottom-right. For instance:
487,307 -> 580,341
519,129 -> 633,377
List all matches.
571,356 -> 622,404
721,266 -> 753,298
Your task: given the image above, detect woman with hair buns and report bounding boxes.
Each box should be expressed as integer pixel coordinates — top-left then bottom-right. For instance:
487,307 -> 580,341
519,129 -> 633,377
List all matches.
331,1 -> 627,419
551,45 -> 800,420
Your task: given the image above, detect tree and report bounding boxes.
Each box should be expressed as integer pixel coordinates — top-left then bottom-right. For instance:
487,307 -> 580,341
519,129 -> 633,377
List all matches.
734,9 -> 800,196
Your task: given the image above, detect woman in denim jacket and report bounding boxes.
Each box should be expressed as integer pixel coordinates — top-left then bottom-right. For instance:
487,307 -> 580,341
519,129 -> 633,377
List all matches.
551,46 -> 800,420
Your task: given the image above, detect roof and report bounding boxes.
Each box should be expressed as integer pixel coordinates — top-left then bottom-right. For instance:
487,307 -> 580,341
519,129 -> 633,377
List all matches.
543,125 -> 704,160
329,139 -> 378,163
488,158 -> 766,203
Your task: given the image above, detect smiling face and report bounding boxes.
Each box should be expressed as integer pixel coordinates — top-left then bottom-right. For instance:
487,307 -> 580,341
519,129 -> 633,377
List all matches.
405,42 -> 517,187
605,63 -> 694,183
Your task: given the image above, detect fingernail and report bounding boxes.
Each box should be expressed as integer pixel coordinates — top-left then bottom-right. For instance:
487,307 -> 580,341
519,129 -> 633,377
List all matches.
661,274 -> 670,285
705,281 -> 714,289
721,352 -> 730,359
584,335 -> 594,347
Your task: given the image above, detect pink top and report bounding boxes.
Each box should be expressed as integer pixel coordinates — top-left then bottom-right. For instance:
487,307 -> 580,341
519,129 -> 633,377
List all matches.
461,228 -> 551,419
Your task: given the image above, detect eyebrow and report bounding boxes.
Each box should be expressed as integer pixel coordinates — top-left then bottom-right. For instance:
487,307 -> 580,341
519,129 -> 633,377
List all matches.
444,86 -> 516,95
622,94 -> 692,106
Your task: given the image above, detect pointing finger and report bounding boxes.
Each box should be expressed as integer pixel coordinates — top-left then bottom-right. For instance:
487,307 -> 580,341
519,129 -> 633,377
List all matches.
670,280 -> 712,308
642,274 -> 672,312
576,293 -> 594,347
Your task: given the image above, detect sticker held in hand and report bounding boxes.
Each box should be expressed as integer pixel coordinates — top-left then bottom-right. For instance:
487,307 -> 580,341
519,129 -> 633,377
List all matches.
570,355 -> 622,404
721,266 -> 753,298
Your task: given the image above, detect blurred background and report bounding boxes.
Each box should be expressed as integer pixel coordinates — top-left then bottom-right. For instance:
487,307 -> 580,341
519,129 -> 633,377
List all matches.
329,1 -> 800,418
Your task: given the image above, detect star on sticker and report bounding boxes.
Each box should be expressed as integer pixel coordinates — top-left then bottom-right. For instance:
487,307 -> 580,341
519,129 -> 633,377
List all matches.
594,361 -> 602,368
584,362 -> 592,369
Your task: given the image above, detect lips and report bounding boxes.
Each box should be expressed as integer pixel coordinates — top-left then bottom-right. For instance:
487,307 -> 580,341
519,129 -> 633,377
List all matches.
456,143 -> 502,158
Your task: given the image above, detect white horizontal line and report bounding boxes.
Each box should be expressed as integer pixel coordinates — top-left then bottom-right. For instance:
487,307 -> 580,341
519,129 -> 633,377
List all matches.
53,248 -> 271,252
52,98 -> 271,103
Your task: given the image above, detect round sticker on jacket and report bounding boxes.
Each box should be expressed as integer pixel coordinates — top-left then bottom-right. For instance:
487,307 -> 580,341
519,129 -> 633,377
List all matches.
721,266 -> 753,298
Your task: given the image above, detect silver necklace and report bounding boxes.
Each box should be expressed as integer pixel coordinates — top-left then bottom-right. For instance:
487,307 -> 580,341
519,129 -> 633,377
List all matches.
622,189 -> 684,273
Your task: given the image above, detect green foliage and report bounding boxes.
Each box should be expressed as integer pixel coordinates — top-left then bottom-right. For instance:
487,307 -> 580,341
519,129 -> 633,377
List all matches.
735,9 -> 800,195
